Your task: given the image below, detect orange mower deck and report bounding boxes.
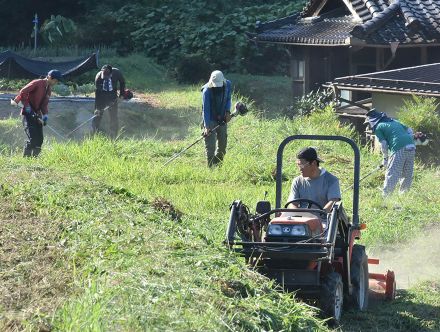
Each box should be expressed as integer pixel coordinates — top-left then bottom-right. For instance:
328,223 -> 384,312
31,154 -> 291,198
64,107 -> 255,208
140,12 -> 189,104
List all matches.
368,257 -> 396,300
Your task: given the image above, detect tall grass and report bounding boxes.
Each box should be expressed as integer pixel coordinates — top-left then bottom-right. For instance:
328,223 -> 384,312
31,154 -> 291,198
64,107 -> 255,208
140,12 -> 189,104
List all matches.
1,55 -> 439,331
2,104 -> 439,330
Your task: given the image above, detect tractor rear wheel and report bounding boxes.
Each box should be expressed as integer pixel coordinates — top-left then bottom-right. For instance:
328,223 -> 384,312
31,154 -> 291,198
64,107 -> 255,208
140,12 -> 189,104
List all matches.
350,244 -> 369,310
320,272 -> 344,325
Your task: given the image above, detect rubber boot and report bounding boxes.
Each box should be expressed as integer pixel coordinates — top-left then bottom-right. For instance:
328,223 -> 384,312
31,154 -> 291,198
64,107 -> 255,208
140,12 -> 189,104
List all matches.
32,147 -> 41,157
23,145 -> 32,157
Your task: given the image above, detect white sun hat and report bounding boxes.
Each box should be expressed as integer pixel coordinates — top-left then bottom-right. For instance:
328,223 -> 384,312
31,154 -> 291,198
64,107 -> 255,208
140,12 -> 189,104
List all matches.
208,70 -> 225,88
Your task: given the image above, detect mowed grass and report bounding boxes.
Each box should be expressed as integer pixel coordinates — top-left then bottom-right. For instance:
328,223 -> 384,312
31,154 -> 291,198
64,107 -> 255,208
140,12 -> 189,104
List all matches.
1,107 -> 439,331
1,54 -> 439,331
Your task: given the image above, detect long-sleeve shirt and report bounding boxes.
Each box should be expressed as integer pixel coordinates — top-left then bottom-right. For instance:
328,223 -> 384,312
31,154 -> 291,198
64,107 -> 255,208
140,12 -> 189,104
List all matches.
374,120 -> 415,154
201,79 -> 232,127
14,79 -> 51,115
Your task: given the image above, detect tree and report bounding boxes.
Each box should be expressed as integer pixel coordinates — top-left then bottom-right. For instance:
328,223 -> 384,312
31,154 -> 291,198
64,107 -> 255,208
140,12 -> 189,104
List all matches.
38,15 -> 77,46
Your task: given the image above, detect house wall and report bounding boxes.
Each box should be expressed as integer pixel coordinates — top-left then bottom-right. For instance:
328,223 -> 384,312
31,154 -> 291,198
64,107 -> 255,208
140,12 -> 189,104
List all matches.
290,46 -> 350,97
371,93 -> 411,118
289,45 -> 440,98
372,92 -> 440,119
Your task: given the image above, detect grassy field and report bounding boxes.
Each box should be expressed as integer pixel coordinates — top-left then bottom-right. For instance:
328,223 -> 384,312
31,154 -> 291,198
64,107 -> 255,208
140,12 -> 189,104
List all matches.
0,54 -> 439,331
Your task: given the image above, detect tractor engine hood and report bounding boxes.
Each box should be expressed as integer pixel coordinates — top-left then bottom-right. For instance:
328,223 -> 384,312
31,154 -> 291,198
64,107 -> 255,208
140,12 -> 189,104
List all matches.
265,212 -> 324,241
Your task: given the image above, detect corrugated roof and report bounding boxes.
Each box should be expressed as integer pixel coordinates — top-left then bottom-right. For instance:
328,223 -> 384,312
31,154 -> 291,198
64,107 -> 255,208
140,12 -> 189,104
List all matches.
331,63 -> 440,96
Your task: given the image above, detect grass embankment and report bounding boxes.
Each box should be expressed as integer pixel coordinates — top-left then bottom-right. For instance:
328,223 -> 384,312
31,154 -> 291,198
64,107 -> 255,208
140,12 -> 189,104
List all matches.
1,109 -> 439,331
0,55 -> 439,331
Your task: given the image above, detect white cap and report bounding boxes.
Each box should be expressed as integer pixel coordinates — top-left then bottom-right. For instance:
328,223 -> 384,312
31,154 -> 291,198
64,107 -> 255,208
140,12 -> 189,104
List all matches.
208,70 -> 225,88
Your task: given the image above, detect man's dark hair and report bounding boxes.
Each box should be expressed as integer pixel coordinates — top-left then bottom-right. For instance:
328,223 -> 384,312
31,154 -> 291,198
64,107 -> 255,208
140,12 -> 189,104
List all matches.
297,146 -> 323,166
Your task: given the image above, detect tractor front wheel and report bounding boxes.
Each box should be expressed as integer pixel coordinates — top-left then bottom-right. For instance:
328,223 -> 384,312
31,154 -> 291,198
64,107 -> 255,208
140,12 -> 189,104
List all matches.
320,272 -> 344,325
350,244 -> 369,310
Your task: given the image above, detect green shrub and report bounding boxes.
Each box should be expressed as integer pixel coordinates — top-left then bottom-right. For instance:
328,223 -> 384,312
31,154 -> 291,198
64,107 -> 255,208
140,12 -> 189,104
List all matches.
71,83 -> 95,96
286,89 -> 334,117
0,78 -> 30,91
174,54 -> 212,84
52,83 -> 71,96
398,95 -> 440,164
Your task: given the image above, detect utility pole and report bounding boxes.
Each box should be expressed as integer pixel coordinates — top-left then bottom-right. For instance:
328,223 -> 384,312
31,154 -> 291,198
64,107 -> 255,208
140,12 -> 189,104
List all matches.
33,13 -> 38,51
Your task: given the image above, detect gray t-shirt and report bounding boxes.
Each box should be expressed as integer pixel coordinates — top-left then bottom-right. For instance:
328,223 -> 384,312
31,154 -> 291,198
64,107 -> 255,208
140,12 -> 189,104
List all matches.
287,169 -> 341,209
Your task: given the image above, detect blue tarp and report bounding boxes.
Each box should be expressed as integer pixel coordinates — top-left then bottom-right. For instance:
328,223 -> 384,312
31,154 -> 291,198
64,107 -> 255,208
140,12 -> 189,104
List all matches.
0,50 -> 98,80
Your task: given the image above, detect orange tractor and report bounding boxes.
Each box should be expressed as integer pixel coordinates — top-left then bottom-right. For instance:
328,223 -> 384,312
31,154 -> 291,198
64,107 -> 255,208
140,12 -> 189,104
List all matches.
225,135 -> 395,323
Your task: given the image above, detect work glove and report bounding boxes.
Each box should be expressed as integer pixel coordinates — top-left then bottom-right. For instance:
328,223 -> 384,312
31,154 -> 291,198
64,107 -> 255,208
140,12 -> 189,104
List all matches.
11,98 -> 26,110
42,115 -> 48,126
10,98 -> 23,108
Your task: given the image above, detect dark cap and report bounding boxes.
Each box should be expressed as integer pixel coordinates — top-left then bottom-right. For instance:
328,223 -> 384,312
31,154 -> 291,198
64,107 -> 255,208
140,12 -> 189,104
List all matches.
297,147 -> 323,162
47,69 -> 63,81
363,108 -> 380,124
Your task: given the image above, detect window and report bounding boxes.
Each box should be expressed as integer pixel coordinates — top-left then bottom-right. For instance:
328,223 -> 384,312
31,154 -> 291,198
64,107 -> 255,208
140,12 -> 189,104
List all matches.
292,59 -> 305,78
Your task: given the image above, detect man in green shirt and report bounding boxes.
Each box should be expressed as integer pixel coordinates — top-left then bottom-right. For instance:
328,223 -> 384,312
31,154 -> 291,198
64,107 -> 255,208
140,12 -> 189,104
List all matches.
365,109 -> 415,196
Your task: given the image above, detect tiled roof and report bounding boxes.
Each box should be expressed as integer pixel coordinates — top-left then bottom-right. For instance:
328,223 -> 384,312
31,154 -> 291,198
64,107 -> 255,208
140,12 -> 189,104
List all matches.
256,17 -> 357,45
252,0 -> 440,46
330,63 -> 440,96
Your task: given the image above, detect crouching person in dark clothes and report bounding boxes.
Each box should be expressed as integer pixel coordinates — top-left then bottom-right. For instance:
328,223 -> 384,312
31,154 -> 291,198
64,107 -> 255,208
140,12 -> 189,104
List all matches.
11,69 -> 62,157
92,64 -> 126,139
201,70 -> 232,167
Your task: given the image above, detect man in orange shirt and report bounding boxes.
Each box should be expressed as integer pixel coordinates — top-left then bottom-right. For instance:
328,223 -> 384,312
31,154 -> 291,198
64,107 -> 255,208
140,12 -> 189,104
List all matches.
11,69 -> 62,157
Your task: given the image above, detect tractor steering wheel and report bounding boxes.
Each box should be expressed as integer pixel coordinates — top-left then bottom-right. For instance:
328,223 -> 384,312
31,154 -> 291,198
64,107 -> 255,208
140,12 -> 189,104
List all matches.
284,198 -> 324,210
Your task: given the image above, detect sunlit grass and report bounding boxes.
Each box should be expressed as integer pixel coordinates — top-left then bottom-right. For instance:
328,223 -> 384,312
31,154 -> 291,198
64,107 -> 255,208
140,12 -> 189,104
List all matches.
1,54 -> 440,331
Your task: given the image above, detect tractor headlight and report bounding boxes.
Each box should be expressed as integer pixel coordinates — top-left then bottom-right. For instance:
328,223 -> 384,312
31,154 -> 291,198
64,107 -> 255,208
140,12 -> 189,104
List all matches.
267,224 -> 282,235
290,225 -> 308,236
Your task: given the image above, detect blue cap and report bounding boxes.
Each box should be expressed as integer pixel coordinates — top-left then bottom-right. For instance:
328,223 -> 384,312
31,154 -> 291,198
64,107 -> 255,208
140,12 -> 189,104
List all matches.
48,69 -> 63,81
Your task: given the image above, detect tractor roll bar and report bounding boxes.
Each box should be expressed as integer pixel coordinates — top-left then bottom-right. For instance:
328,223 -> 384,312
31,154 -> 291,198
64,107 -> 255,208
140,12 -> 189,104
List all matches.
275,135 -> 360,226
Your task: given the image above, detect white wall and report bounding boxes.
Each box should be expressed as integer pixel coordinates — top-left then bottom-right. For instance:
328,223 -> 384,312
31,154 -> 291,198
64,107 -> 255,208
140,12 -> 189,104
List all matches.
372,92 -> 440,118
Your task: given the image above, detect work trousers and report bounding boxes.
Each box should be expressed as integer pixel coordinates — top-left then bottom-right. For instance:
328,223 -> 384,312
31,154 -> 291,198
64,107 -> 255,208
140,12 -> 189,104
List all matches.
22,113 -> 43,157
92,91 -> 119,139
383,147 -> 415,196
204,121 -> 227,167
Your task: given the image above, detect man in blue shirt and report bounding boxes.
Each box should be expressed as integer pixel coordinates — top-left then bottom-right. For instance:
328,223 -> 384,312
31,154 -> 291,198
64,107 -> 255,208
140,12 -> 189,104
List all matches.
201,70 -> 232,167
365,109 -> 415,196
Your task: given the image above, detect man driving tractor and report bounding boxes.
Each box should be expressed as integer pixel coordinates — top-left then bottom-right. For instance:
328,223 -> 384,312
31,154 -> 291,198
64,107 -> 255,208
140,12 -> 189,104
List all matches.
287,147 -> 341,213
